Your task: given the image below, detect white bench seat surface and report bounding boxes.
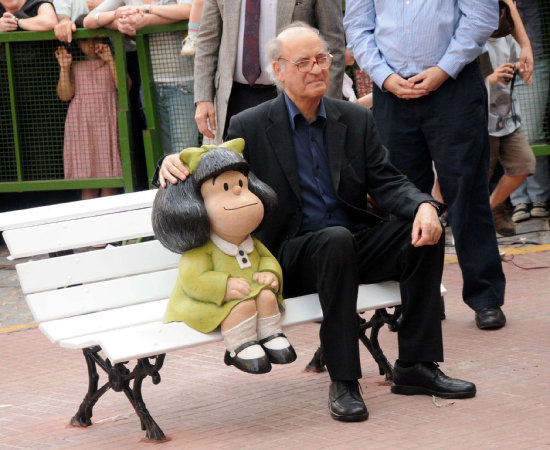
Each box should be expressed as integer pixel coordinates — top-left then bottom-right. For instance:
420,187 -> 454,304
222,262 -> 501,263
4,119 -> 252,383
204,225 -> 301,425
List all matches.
58,282 -> 400,363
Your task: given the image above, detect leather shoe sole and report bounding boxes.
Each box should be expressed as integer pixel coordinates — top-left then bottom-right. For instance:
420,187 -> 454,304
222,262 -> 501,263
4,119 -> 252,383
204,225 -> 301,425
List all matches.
391,383 -> 475,399
329,402 -> 369,422
475,307 -> 506,330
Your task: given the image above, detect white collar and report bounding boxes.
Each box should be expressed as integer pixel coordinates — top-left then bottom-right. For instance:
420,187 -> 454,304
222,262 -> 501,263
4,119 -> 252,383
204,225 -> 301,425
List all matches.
210,233 -> 254,256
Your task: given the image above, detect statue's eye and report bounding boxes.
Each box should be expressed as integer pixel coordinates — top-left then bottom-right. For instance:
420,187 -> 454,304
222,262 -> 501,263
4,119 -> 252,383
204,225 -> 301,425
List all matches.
224,183 -> 229,191
239,179 -> 243,187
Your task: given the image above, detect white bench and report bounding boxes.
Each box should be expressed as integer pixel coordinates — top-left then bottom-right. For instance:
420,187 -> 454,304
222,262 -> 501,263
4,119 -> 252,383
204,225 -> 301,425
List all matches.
0,189 -> 406,441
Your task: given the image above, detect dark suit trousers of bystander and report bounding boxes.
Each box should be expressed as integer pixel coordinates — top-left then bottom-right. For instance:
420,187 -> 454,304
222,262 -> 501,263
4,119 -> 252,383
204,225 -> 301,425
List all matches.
373,62 -> 506,313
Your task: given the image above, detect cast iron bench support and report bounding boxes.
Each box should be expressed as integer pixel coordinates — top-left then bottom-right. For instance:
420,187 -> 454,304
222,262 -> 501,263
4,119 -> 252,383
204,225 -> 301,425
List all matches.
71,346 -> 167,441
306,306 -> 402,381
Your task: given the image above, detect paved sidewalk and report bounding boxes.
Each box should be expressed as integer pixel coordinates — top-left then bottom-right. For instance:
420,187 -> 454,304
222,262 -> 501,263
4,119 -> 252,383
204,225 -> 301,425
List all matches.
1,249 -> 550,448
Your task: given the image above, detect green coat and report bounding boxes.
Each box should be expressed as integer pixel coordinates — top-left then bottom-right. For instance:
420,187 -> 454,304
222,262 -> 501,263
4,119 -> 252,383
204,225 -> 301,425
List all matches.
163,237 -> 284,333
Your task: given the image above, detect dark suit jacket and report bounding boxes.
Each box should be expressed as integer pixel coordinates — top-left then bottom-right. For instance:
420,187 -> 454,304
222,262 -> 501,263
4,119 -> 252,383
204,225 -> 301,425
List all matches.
226,95 -> 434,257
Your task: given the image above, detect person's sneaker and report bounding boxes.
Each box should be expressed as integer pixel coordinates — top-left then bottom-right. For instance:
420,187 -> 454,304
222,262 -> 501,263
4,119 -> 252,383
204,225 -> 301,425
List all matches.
530,202 -> 549,218
181,34 -> 197,56
511,203 -> 530,223
492,203 -> 515,236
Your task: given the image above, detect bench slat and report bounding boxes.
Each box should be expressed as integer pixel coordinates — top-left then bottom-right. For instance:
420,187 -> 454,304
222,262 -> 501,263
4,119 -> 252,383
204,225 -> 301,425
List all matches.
3,208 -> 154,259
0,190 -> 156,231
59,282 -> 400,363
17,240 -> 179,294
26,269 -> 178,322
40,299 -> 168,344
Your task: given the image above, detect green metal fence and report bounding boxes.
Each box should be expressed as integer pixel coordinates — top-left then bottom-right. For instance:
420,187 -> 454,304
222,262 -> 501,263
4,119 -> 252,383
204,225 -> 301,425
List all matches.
0,28 -> 133,192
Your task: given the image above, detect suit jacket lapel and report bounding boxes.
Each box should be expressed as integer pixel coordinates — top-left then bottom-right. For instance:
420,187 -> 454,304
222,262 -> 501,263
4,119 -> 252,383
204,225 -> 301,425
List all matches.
276,0 -> 295,32
324,99 -> 348,191
266,96 -> 302,202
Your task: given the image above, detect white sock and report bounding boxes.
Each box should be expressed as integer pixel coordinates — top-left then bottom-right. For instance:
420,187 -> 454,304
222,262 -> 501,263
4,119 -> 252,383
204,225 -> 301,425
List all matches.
257,313 -> 291,350
222,313 -> 265,359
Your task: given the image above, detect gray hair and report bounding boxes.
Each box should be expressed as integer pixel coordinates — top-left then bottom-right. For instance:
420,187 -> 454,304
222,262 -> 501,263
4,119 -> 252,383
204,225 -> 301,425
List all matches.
265,21 -> 329,91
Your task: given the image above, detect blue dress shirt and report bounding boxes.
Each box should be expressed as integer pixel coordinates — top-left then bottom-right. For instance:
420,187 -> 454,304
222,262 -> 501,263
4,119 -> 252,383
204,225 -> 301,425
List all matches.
283,93 -> 352,232
344,0 -> 499,89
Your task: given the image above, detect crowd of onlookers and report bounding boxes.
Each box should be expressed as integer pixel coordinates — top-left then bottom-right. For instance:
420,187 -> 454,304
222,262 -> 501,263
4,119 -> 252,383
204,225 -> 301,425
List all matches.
1,0 -> 549,229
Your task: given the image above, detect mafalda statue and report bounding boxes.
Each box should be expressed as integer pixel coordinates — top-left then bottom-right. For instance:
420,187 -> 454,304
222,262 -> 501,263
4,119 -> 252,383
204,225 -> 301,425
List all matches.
152,138 -> 296,374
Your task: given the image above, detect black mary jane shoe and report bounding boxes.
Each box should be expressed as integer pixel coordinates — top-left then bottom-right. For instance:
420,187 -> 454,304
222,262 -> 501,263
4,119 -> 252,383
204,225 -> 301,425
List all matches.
224,340 -> 272,374
259,333 -> 297,364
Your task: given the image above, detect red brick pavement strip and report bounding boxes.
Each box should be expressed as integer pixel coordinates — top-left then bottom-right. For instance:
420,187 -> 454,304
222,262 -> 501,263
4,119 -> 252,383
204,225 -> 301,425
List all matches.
1,252 -> 550,448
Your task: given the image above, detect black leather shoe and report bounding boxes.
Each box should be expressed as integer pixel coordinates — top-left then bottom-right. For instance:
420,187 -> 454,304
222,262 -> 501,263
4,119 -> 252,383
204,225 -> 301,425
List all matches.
391,362 -> 476,399
224,341 -> 271,374
475,307 -> 506,330
328,381 -> 369,422
259,333 -> 297,364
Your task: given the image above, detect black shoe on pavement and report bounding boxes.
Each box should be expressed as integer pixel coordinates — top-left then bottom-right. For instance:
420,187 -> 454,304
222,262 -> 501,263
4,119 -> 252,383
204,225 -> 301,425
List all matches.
328,381 -> 369,422
391,362 -> 476,399
475,307 -> 506,330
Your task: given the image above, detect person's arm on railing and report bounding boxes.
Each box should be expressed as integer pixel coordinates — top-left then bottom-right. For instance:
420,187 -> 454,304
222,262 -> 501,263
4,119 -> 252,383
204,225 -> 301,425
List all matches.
55,45 -> 75,101
17,3 -> 58,31
114,3 -> 191,36
83,0 -> 123,30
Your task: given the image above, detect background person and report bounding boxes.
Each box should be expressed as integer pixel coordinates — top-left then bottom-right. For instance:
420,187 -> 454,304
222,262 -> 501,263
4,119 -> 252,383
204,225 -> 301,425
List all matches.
56,39 -> 122,200
345,0 -> 507,330
193,0 -> 346,143
0,0 -> 57,31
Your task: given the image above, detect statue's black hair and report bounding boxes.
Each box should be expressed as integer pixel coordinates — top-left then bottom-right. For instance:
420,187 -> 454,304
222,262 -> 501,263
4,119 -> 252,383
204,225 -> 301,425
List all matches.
152,148 -> 278,254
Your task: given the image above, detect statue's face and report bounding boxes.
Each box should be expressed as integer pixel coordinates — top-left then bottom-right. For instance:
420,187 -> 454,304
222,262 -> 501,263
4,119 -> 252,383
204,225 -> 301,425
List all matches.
201,170 -> 264,244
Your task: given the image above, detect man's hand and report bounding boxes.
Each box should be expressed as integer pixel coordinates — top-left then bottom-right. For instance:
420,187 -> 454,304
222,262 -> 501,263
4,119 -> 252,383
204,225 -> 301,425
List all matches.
195,101 -> 216,139
114,5 -> 142,19
518,46 -> 534,85
411,202 -> 442,247
54,18 -> 76,43
383,74 -> 429,99
0,12 -> 18,32
224,277 -> 251,302
158,153 -> 189,188
407,67 -> 449,93
116,14 -> 138,36
253,272 -> 279,293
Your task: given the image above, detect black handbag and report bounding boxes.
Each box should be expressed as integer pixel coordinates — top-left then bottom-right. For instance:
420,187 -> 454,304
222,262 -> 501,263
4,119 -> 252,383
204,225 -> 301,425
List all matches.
491,0 -> 515,38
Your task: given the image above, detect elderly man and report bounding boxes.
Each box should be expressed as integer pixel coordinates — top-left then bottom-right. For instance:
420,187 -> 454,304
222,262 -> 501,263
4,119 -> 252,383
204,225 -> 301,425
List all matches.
157,23 -> 476,422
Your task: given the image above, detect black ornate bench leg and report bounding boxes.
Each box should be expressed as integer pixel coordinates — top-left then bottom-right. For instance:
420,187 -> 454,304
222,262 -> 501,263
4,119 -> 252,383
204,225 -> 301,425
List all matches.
305,346 -> 326,372
71,346 -> 111,427
304,307 -> 402,382
358,308 -> 401,382
71,346 -> 167,441
120,356 -> 166,441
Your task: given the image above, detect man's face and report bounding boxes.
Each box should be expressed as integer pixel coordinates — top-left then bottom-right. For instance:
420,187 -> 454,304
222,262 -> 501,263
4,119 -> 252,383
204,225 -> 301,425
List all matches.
274,30 -> 330,103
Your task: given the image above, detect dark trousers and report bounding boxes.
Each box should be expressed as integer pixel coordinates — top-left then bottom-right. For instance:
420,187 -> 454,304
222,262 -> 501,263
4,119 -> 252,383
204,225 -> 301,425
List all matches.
223,82 -> 278,138
278,220 -> 444,381
373,62 -> 505,312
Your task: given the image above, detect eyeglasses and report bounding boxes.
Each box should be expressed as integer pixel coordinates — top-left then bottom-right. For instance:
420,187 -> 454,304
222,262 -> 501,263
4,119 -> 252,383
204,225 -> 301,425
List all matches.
278,53 -> 334,73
